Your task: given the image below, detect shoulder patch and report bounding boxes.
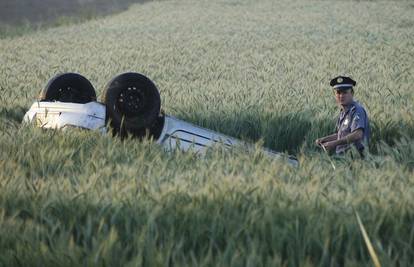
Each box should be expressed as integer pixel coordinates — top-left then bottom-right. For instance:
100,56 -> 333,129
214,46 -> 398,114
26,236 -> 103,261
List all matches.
344,118 -> 350,126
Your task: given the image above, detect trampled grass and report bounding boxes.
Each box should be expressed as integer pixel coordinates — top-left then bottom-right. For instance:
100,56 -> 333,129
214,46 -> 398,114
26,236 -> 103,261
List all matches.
0,0 -> 413,266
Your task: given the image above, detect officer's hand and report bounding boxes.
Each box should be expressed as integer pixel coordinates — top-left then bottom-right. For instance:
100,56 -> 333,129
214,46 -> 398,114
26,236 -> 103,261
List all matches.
315,138 -> 323,146
322,141 -> 337,152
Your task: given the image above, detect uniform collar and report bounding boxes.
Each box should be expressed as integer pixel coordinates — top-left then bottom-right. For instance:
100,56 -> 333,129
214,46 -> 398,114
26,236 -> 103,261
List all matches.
340,101 -> 356,112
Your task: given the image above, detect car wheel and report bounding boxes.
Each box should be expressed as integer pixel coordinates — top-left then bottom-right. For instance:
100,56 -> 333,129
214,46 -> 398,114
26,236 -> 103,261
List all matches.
39,73 -> 96,103
101,72 -> 161,138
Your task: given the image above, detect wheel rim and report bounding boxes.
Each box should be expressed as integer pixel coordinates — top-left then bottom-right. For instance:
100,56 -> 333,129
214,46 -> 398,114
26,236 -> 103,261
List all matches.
116,86 -> 146,118
56,86 -> 82,102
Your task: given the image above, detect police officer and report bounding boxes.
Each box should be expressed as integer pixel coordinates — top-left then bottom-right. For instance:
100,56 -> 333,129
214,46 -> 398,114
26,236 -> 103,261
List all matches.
315,76 -> 370,156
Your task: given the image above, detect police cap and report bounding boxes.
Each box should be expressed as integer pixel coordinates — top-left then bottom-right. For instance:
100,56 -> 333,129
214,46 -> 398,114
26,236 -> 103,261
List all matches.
330,76 -> 356,91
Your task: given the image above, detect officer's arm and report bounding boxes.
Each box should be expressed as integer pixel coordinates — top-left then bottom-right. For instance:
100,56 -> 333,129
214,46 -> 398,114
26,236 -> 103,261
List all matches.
316,133 -> 338,145
332,129 -> 363,146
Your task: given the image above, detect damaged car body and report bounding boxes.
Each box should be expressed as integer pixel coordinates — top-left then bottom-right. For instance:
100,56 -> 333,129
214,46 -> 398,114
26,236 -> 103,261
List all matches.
24,72 -> 298,167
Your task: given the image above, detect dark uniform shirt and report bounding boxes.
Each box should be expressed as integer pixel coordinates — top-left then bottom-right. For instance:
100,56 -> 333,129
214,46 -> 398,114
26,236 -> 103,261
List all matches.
335,100 -> 370,154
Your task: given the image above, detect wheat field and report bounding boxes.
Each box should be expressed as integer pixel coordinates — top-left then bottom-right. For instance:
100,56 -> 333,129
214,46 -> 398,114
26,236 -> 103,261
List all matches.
0,0 -> 414,266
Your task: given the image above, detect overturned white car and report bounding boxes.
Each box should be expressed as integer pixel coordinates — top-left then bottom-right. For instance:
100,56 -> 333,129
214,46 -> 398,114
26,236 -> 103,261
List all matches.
24,72 -> 298,166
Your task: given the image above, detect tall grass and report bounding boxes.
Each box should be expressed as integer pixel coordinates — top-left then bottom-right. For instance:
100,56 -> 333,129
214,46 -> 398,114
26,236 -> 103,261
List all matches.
0,0 -> 413,266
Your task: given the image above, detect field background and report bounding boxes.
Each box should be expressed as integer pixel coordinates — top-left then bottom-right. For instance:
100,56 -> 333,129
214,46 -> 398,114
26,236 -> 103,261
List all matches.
0,0 -> 154,37
1,0 -> 414,266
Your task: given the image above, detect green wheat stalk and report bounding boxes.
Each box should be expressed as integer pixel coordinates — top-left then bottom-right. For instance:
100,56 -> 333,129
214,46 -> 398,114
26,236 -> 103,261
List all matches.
355,211 -> 381,267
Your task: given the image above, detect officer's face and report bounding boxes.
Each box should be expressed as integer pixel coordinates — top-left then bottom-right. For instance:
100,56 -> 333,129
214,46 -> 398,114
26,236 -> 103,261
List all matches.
335,89 -> 353,106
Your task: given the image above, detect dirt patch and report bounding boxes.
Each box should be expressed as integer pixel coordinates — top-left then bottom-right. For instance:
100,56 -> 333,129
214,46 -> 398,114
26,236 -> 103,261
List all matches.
0,0 -> 151,26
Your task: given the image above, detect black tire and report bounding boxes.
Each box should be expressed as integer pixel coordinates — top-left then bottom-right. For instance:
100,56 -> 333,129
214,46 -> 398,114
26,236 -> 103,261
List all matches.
101,72 -> 161,137
39,73 -> 96,103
